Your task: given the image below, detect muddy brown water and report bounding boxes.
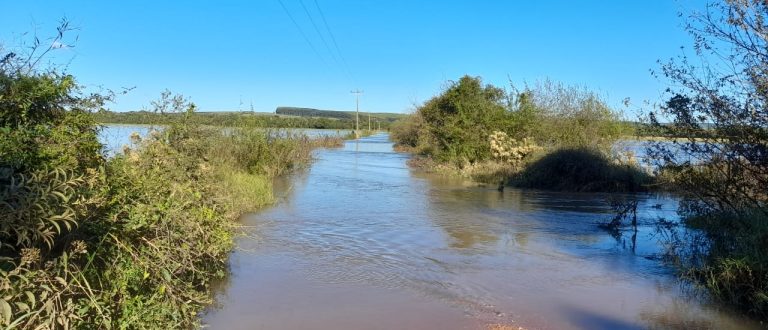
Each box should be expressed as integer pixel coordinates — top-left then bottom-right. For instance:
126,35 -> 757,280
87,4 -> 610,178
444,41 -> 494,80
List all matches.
202,133 -> 762,330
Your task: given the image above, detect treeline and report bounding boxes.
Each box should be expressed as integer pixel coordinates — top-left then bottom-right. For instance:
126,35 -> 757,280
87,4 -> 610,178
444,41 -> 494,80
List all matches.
276,106 -> 352,119
276,106 -> 406,124
94,110 -> 358,129
94,107 -> 405,130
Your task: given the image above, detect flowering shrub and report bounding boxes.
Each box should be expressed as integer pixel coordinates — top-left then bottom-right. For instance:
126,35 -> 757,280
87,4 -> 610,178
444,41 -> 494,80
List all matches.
489,131 -> 540,167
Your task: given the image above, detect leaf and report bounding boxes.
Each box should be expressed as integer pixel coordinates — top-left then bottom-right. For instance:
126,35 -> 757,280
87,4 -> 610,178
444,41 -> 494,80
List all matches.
161,269 -> 171,282
14,302 -> 29,312
0,298 -> 11,325
51,190 -> 69,202
25,291 -> 35,308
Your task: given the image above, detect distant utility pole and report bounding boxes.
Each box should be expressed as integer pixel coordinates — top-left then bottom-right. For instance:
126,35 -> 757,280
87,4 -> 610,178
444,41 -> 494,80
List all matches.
351,89 -> 363,137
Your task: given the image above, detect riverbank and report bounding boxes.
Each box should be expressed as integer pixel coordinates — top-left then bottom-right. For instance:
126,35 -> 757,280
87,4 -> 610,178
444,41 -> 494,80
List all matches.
0,95 -> 350,328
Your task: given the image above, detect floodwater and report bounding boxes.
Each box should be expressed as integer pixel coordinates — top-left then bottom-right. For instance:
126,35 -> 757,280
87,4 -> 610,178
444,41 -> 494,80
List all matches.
202,133 -> 762,330
98,124 -> 352,156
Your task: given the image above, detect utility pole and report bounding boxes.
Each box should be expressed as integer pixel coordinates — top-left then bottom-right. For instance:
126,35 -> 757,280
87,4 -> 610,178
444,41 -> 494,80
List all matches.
368,112 -> 371,131
351,89 -> 363,138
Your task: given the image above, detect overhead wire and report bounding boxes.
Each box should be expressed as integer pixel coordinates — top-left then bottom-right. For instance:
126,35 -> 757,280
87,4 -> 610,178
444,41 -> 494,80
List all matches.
276,0 -> 329,67
298,0 -> 340,67
312,0 -> 356,85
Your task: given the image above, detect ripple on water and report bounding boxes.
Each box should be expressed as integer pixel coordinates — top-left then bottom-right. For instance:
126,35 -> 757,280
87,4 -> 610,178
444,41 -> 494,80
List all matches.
205,134 -> 763,330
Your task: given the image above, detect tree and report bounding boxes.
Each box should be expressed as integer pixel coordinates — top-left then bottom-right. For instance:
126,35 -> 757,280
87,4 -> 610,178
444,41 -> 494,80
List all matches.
648,0 -> 768,215
416,75 -> 509,164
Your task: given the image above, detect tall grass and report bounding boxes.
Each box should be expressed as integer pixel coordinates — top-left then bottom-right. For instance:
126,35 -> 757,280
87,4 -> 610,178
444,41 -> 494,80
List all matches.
658,209 -> 768,319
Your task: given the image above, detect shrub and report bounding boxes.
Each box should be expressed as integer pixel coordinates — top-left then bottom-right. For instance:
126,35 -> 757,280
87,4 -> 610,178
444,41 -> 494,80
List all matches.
390,114 -> 423,150
409,75 -> 510,164
643,0 -> 768,318
677,210 -> 768,319
488,131 -> 540,168
522,79 -> 623,149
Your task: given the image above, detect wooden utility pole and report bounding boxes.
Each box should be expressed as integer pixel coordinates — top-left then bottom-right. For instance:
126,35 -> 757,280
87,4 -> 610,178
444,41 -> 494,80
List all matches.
351,89 -> 363,138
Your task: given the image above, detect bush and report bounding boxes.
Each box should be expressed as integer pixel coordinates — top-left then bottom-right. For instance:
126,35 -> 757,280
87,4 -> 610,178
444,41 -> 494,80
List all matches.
390,75 -> 626,187
521,79 -> 624,149
677,210 -> 768,319
513,147 -> 652,192
389,114 -> 422,150
408,75 -> 510,164
0,51 -> 316,328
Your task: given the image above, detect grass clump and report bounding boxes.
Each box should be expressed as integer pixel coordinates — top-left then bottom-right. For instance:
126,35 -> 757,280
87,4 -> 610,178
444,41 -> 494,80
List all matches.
669,209 -> 768,319
513,147 -> 652,192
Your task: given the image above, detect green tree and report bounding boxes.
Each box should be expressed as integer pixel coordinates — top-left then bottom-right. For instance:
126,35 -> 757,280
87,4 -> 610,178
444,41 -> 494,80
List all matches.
417,75 -> 510,164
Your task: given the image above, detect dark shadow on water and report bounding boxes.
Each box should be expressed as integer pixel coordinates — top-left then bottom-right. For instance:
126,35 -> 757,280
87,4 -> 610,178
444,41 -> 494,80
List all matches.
560,304 -> 645,330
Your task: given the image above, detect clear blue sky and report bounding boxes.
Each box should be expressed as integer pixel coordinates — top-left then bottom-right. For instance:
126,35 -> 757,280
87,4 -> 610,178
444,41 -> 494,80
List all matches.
1,1 -> 703,115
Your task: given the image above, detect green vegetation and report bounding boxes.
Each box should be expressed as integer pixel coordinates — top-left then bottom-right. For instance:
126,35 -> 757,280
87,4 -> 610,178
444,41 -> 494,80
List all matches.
94,110 -> 355,129
391,75 -> 637,190
643,0 -> 768,319
0,27 -> 326,328
276,106 -> 406,124
679,210 -> 768,318
93,106 -> 405,130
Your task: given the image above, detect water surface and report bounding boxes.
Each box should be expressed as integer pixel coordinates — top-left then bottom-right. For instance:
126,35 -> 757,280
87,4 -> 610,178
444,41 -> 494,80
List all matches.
202,134 -> 760,329
98,124 -> 351,156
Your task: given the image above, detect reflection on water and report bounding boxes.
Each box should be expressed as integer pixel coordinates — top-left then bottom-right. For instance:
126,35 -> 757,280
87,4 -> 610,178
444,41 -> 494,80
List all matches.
203,134 -> 761,330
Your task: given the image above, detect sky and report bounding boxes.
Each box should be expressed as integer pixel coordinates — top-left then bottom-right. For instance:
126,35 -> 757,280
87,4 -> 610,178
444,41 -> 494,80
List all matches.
1,1 -> 705,115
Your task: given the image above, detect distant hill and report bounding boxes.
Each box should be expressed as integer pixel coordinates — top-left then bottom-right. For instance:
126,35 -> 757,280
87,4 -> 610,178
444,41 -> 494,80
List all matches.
276,107 -> 406,123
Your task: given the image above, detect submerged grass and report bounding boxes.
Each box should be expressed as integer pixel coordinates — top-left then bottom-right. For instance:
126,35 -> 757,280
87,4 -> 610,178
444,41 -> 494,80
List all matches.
675,209 -> 768,319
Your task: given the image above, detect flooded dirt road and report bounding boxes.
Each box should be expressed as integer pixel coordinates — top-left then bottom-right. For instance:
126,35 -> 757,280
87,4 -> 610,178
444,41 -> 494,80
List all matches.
203,134 -> 760,329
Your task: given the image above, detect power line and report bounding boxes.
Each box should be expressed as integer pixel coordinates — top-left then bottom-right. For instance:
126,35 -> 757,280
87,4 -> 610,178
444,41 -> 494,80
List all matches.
298,0 -> 340,67
276,0 -> 328,66
313,0 -> 355,84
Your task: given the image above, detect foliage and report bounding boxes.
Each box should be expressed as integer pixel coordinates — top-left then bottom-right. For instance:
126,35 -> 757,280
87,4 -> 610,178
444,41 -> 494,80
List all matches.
391,75 -> 627,189
646,0 -> 768,215
414,76 -> 509,164
662,209 -> 768,319
513,147 -> 652,192
488,131 -> 541,168
276,106 -> 405,124
643,0 -> 768,318
389,114 -> 423,150
519,79 -> 624,149
0,23 -> 321,328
